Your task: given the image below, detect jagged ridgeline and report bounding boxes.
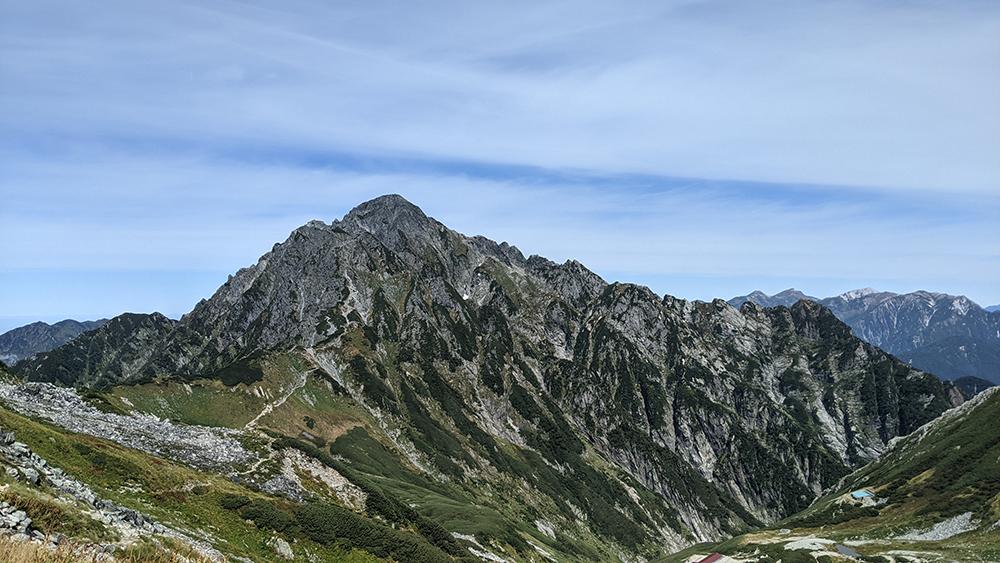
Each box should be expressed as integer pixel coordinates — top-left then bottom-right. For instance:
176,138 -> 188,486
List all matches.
12,195 -> 964,558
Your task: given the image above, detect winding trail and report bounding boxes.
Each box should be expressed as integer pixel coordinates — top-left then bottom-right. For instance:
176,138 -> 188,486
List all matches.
243,369 -> 309,430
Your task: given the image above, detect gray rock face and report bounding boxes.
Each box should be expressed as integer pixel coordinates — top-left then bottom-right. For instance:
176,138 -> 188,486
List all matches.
269,536 -> 294,559
6,195 -> 966,551
820,289 -> 1000,356
730,288 -> 1000,356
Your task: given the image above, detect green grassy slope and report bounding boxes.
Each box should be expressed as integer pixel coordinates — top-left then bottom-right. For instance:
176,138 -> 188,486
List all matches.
105,348 -> 681,562
0,401 -> 488,563
654,388 -> 1000,563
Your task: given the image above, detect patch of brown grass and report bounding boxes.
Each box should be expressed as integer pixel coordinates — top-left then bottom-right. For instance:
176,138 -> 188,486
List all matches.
0,534 -> 217,563
0,535 -> 96,563
0,490 -> 65,534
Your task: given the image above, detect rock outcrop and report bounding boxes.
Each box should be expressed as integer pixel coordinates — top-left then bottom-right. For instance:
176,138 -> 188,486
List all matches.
730,288 -> 1000,385
0,424 -> 228,561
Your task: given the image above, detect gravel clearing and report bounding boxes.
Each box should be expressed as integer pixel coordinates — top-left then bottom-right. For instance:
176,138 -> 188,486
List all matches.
0,382 -> 255,470
894,512 -> 977,541
784,538 -> 835,551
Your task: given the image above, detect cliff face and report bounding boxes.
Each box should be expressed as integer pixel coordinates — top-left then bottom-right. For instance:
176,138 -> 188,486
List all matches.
13,195 -> 964,551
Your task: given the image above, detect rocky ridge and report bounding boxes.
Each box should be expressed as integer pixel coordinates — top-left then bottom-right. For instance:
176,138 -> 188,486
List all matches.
14,314 -> 177,389
0,424 -> 226,561
8,195 -> 968,557
898,336 -> 1000,385
821,289 -> 999,355
0,319 -> 108,365
0,382 -> 252,472
0,380 -> 365,508
729,288 -> 1000,385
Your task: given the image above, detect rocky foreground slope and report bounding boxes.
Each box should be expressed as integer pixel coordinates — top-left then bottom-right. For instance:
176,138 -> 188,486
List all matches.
11,195 -> 966,560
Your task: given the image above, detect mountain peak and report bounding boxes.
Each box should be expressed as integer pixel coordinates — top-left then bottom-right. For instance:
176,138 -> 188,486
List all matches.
337,194 -> 435,251
727,288 -> 817,309
343,194 -> 427,225
836,287 -> 881,300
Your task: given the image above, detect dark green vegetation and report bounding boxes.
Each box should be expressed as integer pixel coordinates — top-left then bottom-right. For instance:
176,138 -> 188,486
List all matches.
219,490 -> 462,563
953,375 -> 995,396
268,433 -> 465,557
4,196 -> 974,561
14,313 -> 176,389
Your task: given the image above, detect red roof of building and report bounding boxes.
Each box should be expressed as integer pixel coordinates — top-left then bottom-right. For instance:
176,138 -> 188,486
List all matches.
697,554 -> 723,563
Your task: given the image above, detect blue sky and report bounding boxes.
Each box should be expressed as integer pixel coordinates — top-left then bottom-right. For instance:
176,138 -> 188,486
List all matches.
1,0 -> 998,333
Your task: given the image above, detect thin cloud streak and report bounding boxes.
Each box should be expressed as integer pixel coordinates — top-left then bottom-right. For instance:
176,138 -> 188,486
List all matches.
3,152 -> 995,290
3,0 -> 998,191
1,0 -> 998,330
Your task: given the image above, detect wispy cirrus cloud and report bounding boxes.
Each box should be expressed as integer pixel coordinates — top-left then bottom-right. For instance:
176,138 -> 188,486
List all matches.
4,0 -> 998,190
1,0 -> 998,330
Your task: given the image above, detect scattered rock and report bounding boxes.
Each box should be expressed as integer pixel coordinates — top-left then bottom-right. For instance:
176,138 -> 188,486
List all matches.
0,424 -> 222,561
0,382 -> 255,471
272,537 -> 294,560
21,467 -> 39,485
895,512 -> 977,541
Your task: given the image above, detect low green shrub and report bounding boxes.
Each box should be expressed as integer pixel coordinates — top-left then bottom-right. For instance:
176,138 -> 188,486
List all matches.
296,503 -> 453,563
239,499 -> 294,532
219,493 -> 250,510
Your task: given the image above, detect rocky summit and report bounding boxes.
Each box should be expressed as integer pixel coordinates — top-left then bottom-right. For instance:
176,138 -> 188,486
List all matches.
8,195 -> 969,560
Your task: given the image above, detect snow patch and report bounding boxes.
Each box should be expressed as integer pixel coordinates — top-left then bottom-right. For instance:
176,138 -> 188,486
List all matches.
838,288 -> 878,300
784,538 -> 834,551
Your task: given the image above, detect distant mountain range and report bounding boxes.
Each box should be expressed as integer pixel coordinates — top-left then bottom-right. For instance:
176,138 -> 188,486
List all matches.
729,289 -> 1000,385
0,319 -> 108,365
